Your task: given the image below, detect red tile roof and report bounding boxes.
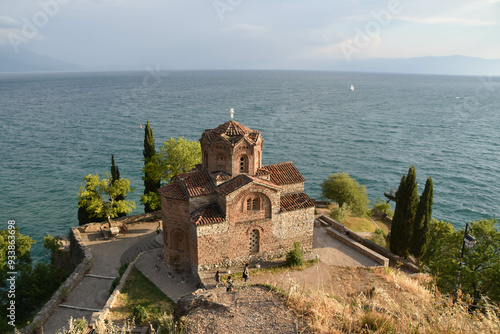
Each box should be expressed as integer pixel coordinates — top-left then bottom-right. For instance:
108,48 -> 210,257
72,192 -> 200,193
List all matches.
211,171 -> 231,181
202,120 -> 260,146
173,169 -> 216,197
217,174 -> 281,197
259,161 -> 305,185
217,175 -> 254,196
160,169 -> 216,200
158,183 -> 187,201
191,204 -> 225,226
280,193 -> 315,212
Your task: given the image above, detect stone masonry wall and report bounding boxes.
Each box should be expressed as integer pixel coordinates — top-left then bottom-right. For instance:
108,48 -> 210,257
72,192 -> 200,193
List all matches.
279,182 -> 304,195
275,207 -> 314,252
196,206 -> 314,271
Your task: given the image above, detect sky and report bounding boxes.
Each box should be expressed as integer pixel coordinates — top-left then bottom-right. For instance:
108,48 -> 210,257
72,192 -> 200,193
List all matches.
0,0 -> 499,70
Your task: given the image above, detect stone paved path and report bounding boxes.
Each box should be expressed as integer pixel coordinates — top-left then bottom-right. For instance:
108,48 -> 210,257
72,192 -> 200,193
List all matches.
41,222 -> 158,334
134,248 -> 200,302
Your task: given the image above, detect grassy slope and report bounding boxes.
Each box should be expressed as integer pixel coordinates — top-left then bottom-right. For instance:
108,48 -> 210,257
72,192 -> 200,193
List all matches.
111,268 -> 175,323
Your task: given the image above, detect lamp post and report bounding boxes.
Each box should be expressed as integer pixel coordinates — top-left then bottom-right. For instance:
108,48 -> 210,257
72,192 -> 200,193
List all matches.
454,223 -> 477,302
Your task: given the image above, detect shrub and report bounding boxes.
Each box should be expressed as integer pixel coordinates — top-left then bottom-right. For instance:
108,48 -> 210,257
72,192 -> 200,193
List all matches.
132,305 -> 149,325
330,206 -> 348,223
109,277 -> 120,295
372,198 -> 394,218
155,312 -> 185,333
72,318 -> 88,334
370,229 -> 388,248
286,241 -> 304,267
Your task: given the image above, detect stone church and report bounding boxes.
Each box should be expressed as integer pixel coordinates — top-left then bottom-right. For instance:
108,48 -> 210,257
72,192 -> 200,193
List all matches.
159,116 -> 315,274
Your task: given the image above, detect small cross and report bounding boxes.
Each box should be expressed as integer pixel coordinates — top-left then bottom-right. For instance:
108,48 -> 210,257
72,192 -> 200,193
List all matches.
230,108 -> 234,120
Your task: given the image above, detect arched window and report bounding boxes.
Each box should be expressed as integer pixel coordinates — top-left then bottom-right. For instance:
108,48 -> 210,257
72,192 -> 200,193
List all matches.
246,197 -> 260,211
239,155 -> 248,173
249,229 -> 260,253
252,198 -> 260,210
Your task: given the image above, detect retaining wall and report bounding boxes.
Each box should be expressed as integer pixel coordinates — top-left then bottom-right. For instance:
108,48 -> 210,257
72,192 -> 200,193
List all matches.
325,227 -> 389,266
78,211 -> 162,233
317,215 -> 418,273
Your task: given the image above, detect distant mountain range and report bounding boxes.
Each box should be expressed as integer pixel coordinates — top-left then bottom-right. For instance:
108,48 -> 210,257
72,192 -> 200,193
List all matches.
0,45 -> 81,73
327,55 -> 500,76
0,45 -> 498,76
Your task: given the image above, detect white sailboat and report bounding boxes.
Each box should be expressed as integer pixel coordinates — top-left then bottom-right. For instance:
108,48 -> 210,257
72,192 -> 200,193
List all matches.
349,84 -> 354,91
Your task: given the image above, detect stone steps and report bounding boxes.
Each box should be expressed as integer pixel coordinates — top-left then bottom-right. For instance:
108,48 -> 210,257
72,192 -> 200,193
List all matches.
120,232 -> 162,265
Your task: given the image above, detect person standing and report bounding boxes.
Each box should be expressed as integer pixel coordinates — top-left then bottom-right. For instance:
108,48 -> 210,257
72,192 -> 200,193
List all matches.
243,263 -> 250,283
215,270 -> 221,288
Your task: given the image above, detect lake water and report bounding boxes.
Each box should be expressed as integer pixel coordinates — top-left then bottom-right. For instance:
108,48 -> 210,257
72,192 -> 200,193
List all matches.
1,70 -> 499,260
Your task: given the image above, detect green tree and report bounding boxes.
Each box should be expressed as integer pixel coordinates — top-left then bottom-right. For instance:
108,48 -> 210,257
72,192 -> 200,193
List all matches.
0,227 -> 34,276
390,166 -> 419,258
372,198 -> 394,218
77,173 -> 136,225
424,219 -> 500,303
157,137 -> 202,182
321,172 -> 370,216
141,137 -> 202,210
0,229 -> 70,331
111,155 -> 126,217
142,119 -> 160,213
330,205 -> 348,223
110,154 -> 120,184
410,177 -> 433,262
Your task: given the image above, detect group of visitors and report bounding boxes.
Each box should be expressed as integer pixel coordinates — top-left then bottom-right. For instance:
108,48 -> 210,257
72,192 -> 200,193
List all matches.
215,263 -> 250,292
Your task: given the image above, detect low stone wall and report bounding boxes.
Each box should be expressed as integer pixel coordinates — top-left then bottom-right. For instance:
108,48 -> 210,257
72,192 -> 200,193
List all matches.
78,211 -> 162,233
317,215 -> 418,273
314,200 -> 328,208
372,210 -> 393,224
21,228 -> 94,334
326,228 -> 389,266
90,252 -> 139,326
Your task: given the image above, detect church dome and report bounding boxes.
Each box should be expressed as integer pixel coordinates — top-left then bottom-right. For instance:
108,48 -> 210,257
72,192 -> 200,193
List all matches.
202,120 -> 261,146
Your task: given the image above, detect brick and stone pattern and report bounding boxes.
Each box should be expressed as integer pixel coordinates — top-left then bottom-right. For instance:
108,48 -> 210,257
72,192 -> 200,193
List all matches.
159,119 -> 315,274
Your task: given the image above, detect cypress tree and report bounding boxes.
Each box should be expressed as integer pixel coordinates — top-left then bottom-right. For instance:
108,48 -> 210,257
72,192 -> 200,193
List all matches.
410,177 -> 433,261
390,165 -> 419,258
111,154 -> 120,184
143,119 -> 156,162
390,174 -> 406,256
110,155 -> 126,217
143,119 -> 160,213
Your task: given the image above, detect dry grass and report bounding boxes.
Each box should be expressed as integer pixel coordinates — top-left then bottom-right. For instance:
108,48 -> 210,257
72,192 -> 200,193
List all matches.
280,267 -> 500,333
317,206 -> 389,234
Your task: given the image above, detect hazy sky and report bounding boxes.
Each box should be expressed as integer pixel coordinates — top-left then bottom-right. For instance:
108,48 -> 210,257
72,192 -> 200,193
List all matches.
1,0 -> 499,70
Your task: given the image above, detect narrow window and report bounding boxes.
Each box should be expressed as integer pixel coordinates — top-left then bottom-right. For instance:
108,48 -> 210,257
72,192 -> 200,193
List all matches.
249,229 -> 260,253
252,198 -> 260,210
239,155 -> 248,173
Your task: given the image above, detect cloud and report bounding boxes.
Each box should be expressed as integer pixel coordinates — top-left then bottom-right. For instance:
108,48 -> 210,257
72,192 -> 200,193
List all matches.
0,16 -> 22,29
398,16 -> 497,26
222,24 -> 267,37
481,0 -> 500,4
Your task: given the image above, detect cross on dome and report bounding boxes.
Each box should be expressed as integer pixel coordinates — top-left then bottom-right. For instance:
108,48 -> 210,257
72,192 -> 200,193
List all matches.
230,108 -> 234,120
